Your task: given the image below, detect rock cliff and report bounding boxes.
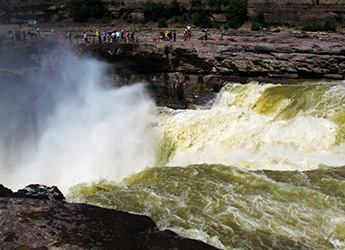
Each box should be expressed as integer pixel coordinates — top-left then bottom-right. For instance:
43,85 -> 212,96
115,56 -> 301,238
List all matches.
0,184 -> 220,250
83,29 -> 345,80
1,0 -> 345,25
1,28 -> 345,109
248,0 -> 345,25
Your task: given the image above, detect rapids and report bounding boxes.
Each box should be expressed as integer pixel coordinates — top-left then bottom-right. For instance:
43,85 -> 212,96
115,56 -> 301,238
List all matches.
68,81 -> 345,250
1,52 -> 344,249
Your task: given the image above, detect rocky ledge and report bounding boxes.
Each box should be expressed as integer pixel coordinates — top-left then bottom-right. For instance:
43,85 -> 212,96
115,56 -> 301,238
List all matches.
83,29 -> 345,80
0,184 -> 219,250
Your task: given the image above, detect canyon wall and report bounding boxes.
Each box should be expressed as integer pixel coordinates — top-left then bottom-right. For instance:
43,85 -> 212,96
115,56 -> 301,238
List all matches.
2,0 -> 345,26
248,0 -> 345,25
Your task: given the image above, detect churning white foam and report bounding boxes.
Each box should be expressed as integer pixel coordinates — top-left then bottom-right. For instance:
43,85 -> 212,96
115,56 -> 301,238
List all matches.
0,53 -> 159,193
158,83 -> 345,171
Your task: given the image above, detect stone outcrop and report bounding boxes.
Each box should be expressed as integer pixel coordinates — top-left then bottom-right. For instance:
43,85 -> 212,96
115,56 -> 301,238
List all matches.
248,0 -> 345,25
0,184 -> 220,250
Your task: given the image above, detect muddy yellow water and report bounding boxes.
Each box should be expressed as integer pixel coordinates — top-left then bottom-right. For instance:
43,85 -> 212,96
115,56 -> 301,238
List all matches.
68,81 -> 345,249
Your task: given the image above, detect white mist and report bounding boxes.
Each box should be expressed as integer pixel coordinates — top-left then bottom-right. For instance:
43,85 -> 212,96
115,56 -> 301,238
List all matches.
0,52 -> 159,193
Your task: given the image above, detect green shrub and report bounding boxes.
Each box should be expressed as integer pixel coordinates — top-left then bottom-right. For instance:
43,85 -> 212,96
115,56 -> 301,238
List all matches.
200,16 -> 212,28
68,0 -> 107,22
55,12 -> 65,22
166,0 -> 185,16
208,0 -> 230,9
101,15 -> 112,23
158,18 -> 168,27
324,17 -> 337,32
336,14 -> 344,24
192,12 -> 203,26
301,17 -> 337,32
251,21 -> 260,31
208,0 -> 216,7
212,21 -> 221,29
143,1 -> 165,22
143,0 -> 186,23
225,0 -> 248,29
301,22 -> 323,31
257,11 -> 265,24
122,10 -> 131,20
190,0 -> 203,7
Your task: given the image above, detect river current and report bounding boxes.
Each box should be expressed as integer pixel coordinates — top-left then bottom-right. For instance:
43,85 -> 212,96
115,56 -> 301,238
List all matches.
1,54 -> 344,249
69,81 -> 345,250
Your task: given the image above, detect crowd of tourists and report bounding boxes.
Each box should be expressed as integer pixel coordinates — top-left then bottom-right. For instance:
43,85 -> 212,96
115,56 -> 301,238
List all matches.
85,28 -> 138,44
5,24 -> 210,46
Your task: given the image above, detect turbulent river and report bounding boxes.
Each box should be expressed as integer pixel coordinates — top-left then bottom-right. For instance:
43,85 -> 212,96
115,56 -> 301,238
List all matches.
1,53 -> 345,249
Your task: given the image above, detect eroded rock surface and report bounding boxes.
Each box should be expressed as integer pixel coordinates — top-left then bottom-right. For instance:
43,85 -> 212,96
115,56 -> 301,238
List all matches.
0,185 -> 220,250
86,30 -> 345,79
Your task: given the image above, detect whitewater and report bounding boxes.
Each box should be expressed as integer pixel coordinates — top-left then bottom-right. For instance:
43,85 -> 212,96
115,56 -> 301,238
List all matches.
1,52 -> 345,249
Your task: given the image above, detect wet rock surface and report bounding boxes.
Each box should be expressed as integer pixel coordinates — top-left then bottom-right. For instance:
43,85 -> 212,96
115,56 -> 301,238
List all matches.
0,185 -> 220,250
0,184 -> 65,200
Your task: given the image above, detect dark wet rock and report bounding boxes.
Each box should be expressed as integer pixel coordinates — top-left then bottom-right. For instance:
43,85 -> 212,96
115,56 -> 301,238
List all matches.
16,184 -> 65,201
0,185 -> 220,250
0,184 -> 13,196
0,184 -> 65,200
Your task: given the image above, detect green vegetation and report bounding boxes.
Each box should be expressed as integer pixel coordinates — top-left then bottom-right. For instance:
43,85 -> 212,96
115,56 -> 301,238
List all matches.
208,0 -> 230,9
249,11 -> 265,30
142,0 -> 186,22
251,21 -> 260,31
301,17 -> 338,32
55,12 -> 65,22
141,0 -> 247,29
158,18 -> 168,28
68,0 -> 110,22
192,7 -> 212,28
64,0 -> 345,33
66,0 -> 249,29
225,0 -> 247,29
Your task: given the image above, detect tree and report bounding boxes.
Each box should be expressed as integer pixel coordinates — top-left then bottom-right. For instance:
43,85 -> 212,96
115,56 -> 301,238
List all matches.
142,0 -> 186,23
68,0 -> 107,22
142,1 -> 166,22
225,0 -> 247,29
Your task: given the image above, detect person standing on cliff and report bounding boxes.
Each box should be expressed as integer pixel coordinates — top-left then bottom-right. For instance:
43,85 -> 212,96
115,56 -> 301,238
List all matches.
173,30 -> 176,42
22,31 -> 26,42
96,29 -> 101,44
121,29 -> 124,41
116,30 -> 121,42
187,24 -> 191,39
184,29 -> 187,41
131,31 -> 135,43
84,32 -> 87,43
